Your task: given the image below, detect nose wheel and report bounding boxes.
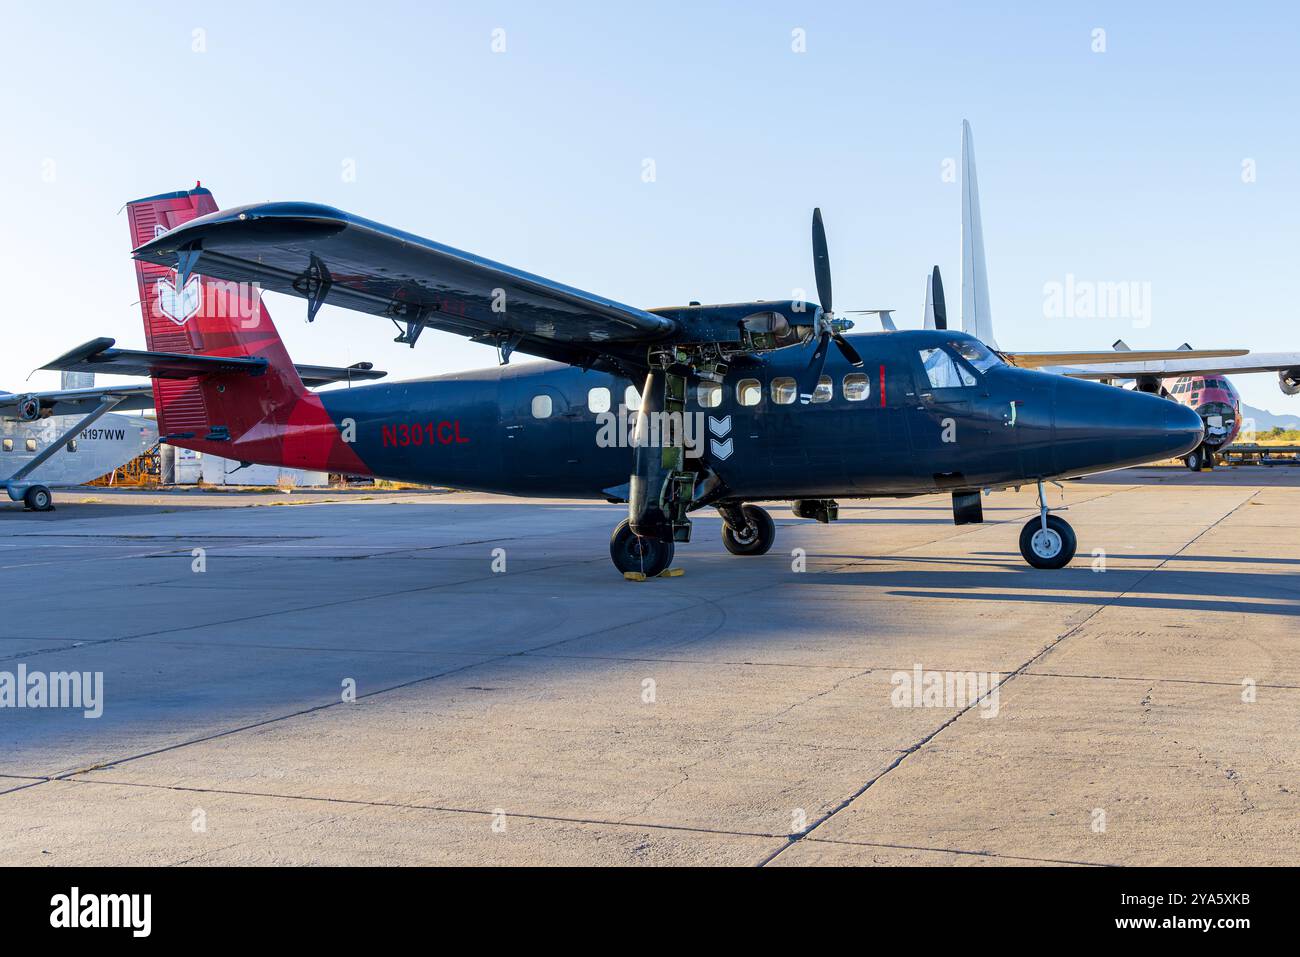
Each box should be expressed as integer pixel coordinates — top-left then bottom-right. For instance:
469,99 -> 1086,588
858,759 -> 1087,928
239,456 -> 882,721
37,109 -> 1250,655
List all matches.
1018,481 -> 1076,569
1184,444 -> 1213,471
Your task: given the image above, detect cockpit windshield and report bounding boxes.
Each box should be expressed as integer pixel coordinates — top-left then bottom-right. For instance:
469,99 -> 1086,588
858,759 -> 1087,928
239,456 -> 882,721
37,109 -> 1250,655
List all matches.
948,339 -> 1003,373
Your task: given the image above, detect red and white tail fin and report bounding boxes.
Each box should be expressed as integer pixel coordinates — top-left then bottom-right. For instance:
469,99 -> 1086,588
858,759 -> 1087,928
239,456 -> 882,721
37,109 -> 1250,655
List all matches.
126,185 -> 368,474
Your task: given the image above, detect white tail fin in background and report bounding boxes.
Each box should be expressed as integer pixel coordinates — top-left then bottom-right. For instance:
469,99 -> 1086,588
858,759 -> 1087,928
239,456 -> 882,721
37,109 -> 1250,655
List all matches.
922,271 -> 936,329
960,119 -> 998,349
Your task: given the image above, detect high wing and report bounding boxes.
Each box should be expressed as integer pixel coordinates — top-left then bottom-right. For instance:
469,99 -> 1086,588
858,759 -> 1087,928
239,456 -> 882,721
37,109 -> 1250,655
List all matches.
131,202 -> 679,368
1034,351 -> 1300,380
0,383 -> 155,418
1003,348 -> 1248,370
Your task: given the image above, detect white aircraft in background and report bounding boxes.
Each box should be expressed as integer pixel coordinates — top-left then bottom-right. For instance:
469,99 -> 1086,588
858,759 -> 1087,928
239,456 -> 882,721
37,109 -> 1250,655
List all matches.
0,372 -> 157,511
899,120 -> 1300,470
4,336 -> 387,511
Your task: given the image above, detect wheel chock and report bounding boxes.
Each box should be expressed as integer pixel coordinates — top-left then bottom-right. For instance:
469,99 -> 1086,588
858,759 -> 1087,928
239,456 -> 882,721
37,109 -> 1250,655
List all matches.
622,568 -> 684,582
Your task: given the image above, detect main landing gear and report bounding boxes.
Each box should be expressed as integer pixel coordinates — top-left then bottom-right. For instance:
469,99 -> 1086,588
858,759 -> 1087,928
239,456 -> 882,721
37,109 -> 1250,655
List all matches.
1018,479 -> 1076,570
610,519 -> 675,578
718,503 -> 776,556
23,485 -> 53,512
5,484 -> 54,512
611,503 -> 778,576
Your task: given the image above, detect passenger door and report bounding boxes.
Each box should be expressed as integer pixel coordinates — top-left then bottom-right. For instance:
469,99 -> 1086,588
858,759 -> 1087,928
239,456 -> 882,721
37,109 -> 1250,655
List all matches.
505,372 -> 579,491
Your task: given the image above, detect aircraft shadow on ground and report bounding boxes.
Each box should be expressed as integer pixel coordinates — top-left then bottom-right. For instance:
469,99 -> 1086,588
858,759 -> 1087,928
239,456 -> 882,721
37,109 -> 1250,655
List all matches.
1078,467 -> 1300,487
800,565 -> 1300,617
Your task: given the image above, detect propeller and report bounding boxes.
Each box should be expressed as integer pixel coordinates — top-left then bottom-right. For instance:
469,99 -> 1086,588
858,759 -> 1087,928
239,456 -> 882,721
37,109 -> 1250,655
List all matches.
799,208 -> 864,403
930,266 -> 947,331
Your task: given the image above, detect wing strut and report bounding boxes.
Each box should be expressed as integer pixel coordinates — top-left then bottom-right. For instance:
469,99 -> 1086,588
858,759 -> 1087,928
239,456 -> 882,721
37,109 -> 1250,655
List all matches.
3,396 -> 124,499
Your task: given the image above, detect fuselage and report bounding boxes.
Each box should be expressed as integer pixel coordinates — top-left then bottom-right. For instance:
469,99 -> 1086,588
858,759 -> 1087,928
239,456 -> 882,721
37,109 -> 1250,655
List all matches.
300,330 -> 1204,501
1165,374 -> 1241,449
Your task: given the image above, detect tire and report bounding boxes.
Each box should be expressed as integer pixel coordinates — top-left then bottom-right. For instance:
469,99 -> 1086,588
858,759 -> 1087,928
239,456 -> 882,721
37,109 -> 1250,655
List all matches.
1184,446 -> 1205,471
721,504 -> 776,556
23,485 -> 53,512
1018,514 -> 1076,570
610,519 -> 674,577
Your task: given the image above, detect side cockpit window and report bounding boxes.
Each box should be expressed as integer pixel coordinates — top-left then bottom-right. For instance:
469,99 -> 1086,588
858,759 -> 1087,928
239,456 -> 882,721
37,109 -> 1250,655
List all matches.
919,348 -> 975,389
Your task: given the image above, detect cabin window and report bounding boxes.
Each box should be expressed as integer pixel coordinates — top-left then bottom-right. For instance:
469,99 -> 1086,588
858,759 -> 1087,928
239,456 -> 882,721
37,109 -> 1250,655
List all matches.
736,378 -> 762,407
697,383 -> 722,408
625,385 -> 641,411
812,375 -> 832,403
66,440 -> 78,453
531,395 -> 552,419
843,373 -> 870,401
2,439 -> 11,452
919,348 -> 975,388
770,377 -> 797,405
25,438 -> 37,452
587,387 -> 611,414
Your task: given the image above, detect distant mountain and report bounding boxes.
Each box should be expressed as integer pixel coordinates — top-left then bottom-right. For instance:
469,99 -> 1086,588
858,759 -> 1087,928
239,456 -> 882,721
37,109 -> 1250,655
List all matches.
1241,402 -> 1300,431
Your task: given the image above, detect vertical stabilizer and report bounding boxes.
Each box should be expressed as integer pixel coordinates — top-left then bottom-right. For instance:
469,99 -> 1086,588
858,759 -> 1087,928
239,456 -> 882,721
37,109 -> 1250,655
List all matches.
124,185 -> 369,475
960,120 -> 998,349
922,271 -> 935,329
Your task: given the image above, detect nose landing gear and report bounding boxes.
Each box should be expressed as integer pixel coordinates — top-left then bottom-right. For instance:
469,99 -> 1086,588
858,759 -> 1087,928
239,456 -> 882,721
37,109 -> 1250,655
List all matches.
1184,444 -> 1214,471
1018,479 -> 1076,569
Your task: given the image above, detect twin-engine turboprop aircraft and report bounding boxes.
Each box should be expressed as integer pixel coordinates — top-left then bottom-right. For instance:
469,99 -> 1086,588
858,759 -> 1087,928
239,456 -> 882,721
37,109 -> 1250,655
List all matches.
44,185 -> 1205,575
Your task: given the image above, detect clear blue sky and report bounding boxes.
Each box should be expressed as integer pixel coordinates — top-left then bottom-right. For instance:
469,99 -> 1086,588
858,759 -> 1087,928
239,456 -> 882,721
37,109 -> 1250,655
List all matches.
2,1 -> 1298,413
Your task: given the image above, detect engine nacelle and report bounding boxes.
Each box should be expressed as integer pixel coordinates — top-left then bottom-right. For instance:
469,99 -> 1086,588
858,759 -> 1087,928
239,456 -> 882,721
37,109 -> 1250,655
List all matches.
1279,369 -> 1300,396
15,394 -> 42,421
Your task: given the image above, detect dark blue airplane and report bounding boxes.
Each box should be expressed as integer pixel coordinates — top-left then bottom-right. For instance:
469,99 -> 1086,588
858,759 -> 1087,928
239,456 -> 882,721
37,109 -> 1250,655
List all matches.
49,186 -> 1203,577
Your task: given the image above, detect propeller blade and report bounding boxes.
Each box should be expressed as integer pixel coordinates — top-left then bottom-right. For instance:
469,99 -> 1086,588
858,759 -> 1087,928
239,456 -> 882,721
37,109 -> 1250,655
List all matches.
931,266 -> 947,331
833,333 -> 864,367
798,332 -> 832,403
811,208 -> 832,316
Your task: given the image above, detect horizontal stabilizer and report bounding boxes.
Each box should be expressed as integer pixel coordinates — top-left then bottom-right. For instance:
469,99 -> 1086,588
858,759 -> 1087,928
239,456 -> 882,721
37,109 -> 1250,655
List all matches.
293,362 -> 387,387
42,338 -> 268,379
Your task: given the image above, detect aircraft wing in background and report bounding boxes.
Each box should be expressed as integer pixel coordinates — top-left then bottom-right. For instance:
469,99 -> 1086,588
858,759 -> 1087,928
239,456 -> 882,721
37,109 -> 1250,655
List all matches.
0,383 -> 155,419
1033,351 -> 1300,381
1003,348 -> 1248,370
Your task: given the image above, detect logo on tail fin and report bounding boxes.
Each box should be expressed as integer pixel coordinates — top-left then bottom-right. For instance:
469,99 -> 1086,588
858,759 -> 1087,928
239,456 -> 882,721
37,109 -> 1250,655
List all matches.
155,273 -> 203,325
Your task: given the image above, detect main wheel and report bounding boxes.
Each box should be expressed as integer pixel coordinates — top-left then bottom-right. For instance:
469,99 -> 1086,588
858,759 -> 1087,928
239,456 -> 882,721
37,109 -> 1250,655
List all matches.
1019,514 -> 1076,569
721,504 -> 776,556
23,485 -> 53,512
610,520 -> 674,577
1184,446 -> 1205,471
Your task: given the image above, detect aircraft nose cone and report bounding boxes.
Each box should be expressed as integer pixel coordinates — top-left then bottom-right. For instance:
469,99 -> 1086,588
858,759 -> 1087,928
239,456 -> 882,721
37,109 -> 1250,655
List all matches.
1164,400 -> 1206,455
1050,378 -> 1203,476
